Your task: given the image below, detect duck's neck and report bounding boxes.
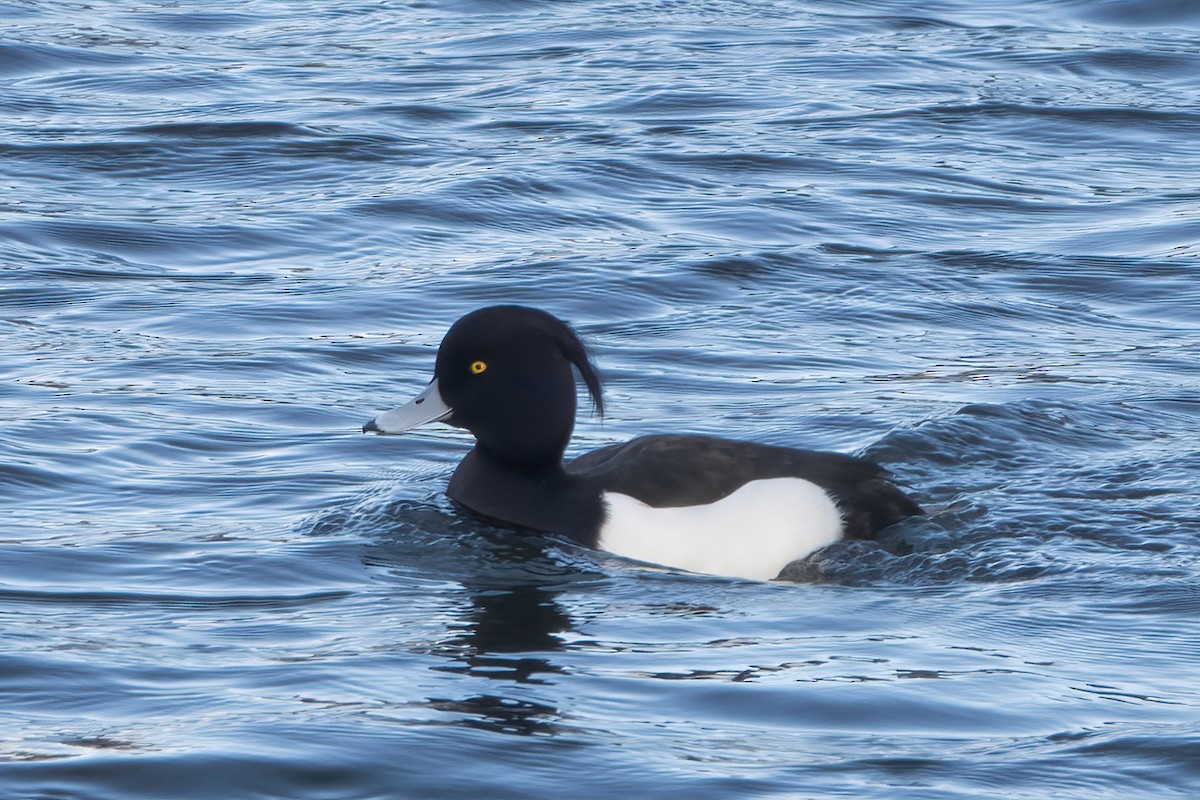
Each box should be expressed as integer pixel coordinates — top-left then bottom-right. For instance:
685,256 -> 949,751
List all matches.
470,424 -> 572,472
446,446 -> 603,546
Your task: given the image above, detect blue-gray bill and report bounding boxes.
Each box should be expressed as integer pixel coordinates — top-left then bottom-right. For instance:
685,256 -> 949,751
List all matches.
363,379 -> 452,434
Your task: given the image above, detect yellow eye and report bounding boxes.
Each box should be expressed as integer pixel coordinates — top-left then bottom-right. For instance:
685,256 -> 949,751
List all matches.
470,360 -> 487,375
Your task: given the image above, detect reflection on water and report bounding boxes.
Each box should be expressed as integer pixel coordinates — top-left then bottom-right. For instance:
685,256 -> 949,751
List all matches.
446,584 -> 572,669
431,583 -> 572,736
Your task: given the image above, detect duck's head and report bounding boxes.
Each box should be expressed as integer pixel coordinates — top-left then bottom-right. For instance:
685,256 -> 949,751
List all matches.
363,306 -> 604,467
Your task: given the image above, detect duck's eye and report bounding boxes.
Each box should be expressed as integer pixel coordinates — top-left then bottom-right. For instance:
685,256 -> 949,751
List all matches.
470,360 -> 487,375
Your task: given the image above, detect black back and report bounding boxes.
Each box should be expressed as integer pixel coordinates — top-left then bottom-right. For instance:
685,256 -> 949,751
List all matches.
567,434 -> 922,539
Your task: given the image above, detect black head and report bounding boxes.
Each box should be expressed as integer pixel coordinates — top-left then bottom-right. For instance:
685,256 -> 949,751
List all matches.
434,306 -> 603,467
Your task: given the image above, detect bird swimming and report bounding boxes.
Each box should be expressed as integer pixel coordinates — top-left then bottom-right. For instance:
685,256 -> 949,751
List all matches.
363,305 -> 921,580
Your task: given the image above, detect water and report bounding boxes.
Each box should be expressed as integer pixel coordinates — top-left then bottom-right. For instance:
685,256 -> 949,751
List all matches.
3,0 -> 1199,797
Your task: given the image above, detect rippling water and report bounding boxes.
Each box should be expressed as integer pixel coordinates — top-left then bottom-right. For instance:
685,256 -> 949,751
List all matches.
3,1 -> 1200,797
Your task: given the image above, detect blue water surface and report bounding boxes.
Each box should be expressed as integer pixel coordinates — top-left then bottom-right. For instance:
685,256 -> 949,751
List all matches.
3,1 -> 1200,797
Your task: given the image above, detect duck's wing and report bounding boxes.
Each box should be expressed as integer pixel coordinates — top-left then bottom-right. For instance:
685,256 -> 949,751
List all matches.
566,434 -> 921,539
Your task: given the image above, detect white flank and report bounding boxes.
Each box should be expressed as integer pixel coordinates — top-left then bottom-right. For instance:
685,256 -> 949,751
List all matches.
597,477 -> 844,581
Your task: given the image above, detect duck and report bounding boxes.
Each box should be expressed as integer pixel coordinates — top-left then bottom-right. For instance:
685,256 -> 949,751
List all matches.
363,305 -> 921,580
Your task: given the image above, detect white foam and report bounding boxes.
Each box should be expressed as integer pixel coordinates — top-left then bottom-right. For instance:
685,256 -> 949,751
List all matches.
597,477 -> 844,581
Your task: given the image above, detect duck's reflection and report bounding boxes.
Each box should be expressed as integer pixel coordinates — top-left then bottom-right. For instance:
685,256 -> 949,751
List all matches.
430,581 -> 575,736
439,583 -> 571,682
425,693 -> 563,737
358,505 -> 591,735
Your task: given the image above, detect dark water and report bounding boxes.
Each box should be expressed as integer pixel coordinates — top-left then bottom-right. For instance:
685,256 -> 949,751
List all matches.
3,0 -> 1200,797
